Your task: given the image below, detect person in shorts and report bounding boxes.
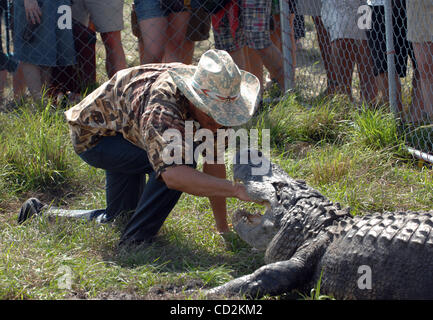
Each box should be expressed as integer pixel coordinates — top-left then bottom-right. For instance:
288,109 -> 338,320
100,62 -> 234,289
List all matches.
14,0 -> 76,100
0,0 -> 25,101
321,0 -> 377,103
407,0 -> 433,123
366,0 -> 422,121
213,0 -> 285,91
133,0 -> 190,63
176,1 -> 212,64
72,0 -> 127,78
296,0 -> 337,96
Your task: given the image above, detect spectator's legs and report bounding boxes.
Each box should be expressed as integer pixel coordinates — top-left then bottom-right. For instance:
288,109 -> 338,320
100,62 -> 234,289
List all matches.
271,14 -> 282,51
0,64 -> 26,102
138,38 -> 146,64
254,45 -> 285,91
409,68 -> 424,123
244,47 -> 263,88
242,0 -> 285,90
13,63 -> 26,100
100,31 -> 127,78
313,16 -> 338,95
332,39 -> 377,103
21,62 -> 50,101
288,13 -> 296,77
228,47 -> 246,70
178,39 -> 195,64
138,16 -> 168,63
0,71 -> 6,101
331,39 -> 355,99
413,42 -> 433,121
356,40 -> 377,105
163,11 -> 190,63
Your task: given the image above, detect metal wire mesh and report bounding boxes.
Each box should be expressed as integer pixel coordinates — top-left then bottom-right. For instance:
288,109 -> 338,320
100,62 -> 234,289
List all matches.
0,0 -> 432,156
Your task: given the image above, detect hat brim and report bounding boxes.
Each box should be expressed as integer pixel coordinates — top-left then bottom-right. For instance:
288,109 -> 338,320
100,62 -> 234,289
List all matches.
168,65 -> 261,127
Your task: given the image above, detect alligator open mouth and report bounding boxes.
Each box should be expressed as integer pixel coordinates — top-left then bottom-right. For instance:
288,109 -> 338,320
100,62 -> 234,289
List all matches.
232,202 -> 276,251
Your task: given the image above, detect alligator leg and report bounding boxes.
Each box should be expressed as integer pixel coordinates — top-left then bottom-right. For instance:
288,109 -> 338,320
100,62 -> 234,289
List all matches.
206,258 -> 308,298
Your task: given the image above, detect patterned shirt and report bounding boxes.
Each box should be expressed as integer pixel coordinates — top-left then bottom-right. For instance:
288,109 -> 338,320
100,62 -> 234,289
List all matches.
64,63 -> 227,178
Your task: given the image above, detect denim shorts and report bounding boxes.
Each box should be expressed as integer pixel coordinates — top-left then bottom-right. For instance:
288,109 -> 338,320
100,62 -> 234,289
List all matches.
134,0 -> 186,21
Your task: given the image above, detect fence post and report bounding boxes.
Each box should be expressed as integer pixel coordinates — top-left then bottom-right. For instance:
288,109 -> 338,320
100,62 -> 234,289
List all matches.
384,0 -> 398,115
279,0 -> 295,91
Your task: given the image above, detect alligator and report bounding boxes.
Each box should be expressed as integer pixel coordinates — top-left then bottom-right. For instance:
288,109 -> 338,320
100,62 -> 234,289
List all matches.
207,149 -> 433,299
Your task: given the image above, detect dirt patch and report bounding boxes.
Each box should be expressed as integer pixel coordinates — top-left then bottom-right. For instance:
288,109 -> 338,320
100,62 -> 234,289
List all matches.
64,280 -> 207,300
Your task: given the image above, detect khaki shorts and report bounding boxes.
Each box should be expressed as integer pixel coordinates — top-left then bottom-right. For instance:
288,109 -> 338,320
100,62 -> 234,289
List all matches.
72,0 -> 124,33
407,0 -> 433,43
321,0 -> 366,42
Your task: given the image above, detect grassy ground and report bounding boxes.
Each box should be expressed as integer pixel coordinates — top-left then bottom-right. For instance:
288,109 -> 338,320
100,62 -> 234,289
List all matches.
0,93 -> 432,300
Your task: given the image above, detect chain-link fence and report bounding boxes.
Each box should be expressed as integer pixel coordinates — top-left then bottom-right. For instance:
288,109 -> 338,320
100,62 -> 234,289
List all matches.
279,0 -> 433,160
0,0 -> 432,158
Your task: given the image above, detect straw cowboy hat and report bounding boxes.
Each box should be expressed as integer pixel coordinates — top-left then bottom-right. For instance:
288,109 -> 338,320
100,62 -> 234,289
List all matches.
168,49 -> 261,127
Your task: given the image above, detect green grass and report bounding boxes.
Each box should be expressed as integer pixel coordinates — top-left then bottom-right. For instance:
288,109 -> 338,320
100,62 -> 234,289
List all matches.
0,93 -> 432,300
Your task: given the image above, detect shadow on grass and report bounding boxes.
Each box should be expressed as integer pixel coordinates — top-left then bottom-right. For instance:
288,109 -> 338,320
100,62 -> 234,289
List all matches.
103,218 -> 264,280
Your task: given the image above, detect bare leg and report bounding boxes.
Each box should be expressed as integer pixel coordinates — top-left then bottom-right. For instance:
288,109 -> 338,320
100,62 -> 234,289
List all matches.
162,11 -> 190,63
331,39 -> 356,99
288,13 -> 296,74
244,46 -> 263,88
228,47 -> 247,71
313,16 -> 338,95
255,44 -> 285,90
100,31 -> 127,77
40,66 -> 52,96
0,70 -> 6,101
138,16 -> 168,64
271,14 -> 282,52
413,42 -> 433,122
172,38 -> 195,64
13,63 -> 26,99
21,62 -> 43,100
356,40 -> 377,105
138,37 -> 145,65
409,68 -> 424,123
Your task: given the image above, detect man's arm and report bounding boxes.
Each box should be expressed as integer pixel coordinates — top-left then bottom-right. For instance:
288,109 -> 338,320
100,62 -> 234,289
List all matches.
161,164 -> 251,232
202,162 -> 229,233
161,165 -> 252,200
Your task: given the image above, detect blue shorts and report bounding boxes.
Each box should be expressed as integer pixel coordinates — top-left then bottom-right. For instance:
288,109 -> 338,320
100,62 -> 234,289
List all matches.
134,0 -> 186,21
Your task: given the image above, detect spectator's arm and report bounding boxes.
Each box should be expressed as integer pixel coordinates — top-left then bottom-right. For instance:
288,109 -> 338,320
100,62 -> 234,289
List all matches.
24,0 -> 42,24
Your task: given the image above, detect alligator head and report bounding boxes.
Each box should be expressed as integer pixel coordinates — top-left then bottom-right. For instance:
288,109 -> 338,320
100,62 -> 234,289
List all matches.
231,149 -> 311,250
232,149 -> 351,259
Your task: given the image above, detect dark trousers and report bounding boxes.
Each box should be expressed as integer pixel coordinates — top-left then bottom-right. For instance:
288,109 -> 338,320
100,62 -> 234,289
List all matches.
79,134 -> 188,245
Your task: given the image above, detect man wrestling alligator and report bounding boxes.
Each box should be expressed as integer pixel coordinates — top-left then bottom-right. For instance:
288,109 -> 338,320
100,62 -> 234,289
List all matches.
18,49 -> 261,246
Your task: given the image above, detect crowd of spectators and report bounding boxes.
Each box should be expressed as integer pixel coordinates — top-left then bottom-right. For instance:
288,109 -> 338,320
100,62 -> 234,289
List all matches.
0,0 -> 432,123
